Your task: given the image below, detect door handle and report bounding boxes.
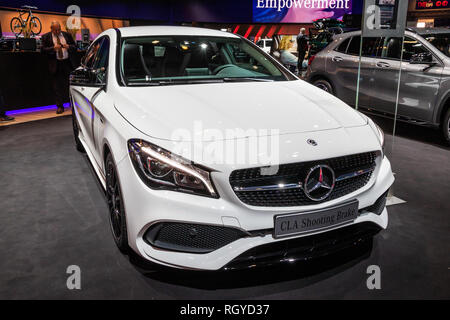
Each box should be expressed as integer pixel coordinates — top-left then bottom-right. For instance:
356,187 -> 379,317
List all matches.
376,62 -> 390,68
81,87 -> 85,91
332,56 -> 343,62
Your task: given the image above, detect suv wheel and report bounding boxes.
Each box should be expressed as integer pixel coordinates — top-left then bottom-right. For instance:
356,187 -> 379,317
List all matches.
106,153 -> 129,253
314,79 -> 334,95
443,108 -> 450,144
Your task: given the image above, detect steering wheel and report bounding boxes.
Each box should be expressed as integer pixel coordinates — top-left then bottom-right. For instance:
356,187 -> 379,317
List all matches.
213,64 -> 235,75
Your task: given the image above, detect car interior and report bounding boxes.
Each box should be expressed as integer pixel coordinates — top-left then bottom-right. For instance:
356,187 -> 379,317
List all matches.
121,37 -> 279,82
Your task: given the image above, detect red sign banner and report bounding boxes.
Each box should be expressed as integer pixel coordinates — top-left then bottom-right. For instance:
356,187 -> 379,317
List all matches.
416,0 -> 450,10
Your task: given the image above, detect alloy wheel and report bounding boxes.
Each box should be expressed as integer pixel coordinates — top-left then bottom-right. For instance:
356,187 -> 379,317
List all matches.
107,162 -> 122,240
447,117 -> 450,139
316,83 -> 329,92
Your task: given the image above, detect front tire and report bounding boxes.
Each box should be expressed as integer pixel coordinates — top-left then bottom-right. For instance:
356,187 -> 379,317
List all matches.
314,79 -> 334,95
442,108 -> 450,144
106,153 -> 129,253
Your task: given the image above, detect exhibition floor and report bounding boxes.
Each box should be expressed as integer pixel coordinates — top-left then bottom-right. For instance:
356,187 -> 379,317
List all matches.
0,115 -> 449,299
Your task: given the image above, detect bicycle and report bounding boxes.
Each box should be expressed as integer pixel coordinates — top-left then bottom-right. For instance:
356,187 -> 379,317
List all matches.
10,5 -> 42,37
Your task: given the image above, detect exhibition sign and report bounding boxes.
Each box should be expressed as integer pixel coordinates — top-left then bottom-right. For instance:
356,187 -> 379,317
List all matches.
416,0 -> 450,10
253,0 -> 353,23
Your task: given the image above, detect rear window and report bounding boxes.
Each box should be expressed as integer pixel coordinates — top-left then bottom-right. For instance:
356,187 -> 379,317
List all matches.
335,37 -> 350,53
347,36 -> 361,55
346,36 -> 383,57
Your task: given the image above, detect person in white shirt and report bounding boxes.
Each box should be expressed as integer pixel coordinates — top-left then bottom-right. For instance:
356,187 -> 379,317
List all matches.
41,21 -> 76,114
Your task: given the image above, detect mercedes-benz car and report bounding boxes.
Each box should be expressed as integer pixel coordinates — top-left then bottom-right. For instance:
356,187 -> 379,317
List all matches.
306,28 -> 450,143
70,26 -> 394,271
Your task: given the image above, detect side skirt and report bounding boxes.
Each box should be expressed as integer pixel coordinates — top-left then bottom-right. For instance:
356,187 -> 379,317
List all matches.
78,132 -> 107,190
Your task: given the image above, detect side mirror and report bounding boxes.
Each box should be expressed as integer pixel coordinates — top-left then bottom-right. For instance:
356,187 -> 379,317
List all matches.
410,52 -> 433,64
91,67 -> 107,86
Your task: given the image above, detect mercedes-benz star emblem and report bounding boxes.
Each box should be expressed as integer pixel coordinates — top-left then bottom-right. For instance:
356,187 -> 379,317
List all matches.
307,139 -> 318,146
304,165 -> 335,201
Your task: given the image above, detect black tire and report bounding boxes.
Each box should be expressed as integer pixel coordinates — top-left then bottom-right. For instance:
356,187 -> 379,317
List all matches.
29,16 -> 42,36
72,111 -> 85,153
106,153 -> 129,253
10,17 -> 23,36
314,78 -> 334,95
442,108 -> 450,144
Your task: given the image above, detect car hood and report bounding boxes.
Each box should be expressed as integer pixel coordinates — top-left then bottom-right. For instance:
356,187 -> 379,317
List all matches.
114,80 -> 367,142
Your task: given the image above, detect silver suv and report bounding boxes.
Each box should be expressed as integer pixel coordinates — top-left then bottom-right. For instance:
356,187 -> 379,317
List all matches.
306,28 -> 450,143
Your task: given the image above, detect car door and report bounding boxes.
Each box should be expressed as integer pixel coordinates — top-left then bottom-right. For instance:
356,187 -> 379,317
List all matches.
70,36 -> 108,167
398,36 -> 443,122
327,35 -> 378,107
368,37 -> 401,115
370,35 -> 443,121
90,37 -> 110,169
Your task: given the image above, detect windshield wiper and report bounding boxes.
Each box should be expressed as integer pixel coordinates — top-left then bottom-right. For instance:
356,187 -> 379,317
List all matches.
127,78 -> 226,86
222,77 -> 274,82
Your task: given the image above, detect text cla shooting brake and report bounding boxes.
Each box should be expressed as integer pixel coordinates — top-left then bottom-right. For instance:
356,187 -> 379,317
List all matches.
70,26 -> 394,271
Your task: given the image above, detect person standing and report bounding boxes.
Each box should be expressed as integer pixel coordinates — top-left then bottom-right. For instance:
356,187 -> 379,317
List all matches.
41,21 -> 76,114
0,88 -> 14,122
296,28 -> 308,72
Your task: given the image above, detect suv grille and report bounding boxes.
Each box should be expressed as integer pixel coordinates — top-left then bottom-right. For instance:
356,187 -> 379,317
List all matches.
229,152 -> 377,207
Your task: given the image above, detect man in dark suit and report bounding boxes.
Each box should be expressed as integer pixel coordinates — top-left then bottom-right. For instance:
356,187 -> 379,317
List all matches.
296,28 -> 308,73
0,88 -> 14,122
41,21 -> 76,114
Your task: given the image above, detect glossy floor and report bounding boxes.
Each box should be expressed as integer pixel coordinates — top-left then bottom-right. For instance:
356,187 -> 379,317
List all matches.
0,116 -> 449,299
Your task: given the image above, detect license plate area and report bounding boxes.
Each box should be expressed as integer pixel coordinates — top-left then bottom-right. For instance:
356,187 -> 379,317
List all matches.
274,200 -> 359,239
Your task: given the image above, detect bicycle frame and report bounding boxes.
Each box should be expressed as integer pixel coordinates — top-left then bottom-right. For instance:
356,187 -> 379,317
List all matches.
17,9 -> 33,26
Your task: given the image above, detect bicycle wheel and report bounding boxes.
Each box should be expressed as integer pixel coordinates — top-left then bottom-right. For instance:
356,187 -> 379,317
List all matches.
10,17 -> 23,36
29,16 -> 42,36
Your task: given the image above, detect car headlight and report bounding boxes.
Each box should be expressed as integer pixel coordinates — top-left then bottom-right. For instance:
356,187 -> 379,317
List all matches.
128,139 -> 218,198
374,123 -> 385,155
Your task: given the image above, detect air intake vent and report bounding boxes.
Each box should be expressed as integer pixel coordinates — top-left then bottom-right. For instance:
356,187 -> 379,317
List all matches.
144,222 -> 248,254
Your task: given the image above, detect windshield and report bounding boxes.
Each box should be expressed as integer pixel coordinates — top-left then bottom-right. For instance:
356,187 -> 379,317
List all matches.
423,33 -> 450,58
120,36 -> 290,86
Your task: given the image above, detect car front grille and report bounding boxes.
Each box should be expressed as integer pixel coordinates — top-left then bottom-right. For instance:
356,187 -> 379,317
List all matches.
229,151 -> 378,207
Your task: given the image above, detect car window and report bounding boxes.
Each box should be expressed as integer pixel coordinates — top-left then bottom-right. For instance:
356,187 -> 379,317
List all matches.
347,36 -> 361,55
92,37 -> 109,84
335,37 -> 350,53
121,36 -> 288,86
384,37 -> 402,59
365,37 -> 384,57
403,37 -> 430,61
83,39 -> 102,69
384,36 -> 431,60
346,36 -> 382,57
423,33 -> 450,57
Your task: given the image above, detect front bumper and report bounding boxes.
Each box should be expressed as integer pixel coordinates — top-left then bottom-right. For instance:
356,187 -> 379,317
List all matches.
117,154 -> 394,271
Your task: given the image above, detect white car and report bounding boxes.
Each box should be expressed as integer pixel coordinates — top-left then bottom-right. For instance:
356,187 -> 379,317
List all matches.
256,38 -> 273,54
70,26 -> 394,271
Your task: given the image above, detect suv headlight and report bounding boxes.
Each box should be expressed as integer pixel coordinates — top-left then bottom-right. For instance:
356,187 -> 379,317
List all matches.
128,139 -> 218,198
